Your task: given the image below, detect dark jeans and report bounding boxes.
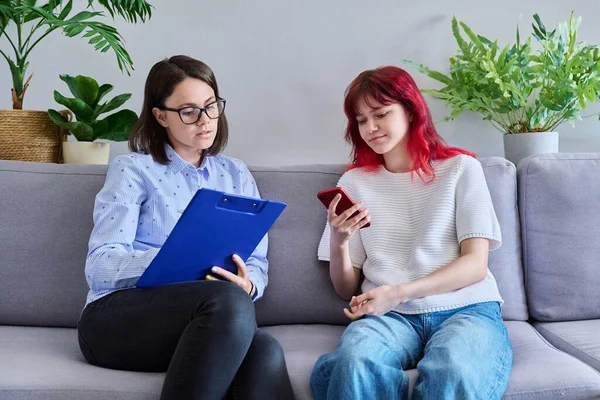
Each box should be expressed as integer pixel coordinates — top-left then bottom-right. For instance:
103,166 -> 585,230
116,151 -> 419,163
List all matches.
78,280 -> 294,400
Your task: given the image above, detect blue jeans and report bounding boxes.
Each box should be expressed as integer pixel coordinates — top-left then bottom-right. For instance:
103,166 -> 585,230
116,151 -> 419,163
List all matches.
311,301 -> 512,400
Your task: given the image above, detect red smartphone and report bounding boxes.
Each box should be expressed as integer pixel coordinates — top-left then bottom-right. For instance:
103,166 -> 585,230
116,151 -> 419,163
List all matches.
317,186 -> 370,228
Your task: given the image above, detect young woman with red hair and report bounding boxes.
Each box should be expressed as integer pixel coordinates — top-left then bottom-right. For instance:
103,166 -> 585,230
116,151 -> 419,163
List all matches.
311,66 -> 512,399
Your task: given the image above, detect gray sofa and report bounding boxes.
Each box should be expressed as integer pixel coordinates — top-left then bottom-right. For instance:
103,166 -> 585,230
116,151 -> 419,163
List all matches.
1,153 -> 600,400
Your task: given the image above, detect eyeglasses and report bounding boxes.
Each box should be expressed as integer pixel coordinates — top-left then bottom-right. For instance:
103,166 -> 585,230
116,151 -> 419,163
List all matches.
160,99 -> 226,125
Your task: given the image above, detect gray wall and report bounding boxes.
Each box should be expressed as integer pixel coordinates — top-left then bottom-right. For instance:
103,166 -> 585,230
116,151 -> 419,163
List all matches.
1,0 -> 599,165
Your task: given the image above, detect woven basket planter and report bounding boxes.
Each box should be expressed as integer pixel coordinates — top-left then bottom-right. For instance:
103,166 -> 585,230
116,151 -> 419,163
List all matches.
0,109 -> 70,163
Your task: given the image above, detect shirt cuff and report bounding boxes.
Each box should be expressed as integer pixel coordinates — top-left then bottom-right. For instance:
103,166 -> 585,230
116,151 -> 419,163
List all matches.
247,267 -> 265,301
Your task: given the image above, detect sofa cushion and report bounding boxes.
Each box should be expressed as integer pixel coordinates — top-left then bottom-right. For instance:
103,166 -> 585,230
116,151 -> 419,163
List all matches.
0,161 -> 353,328
254,158 -> 528,326
479,157 -> 528,321
534,320 -> 600,372
0,158 -> 527,328
264,321 -> 600,400
518,154 -> 600,321
502,321 -> 600,399
263,325 -> 344,400
0,161 -> 104,328
262,324 -> 420,399
2,323 -> 599,400
0,326 -> 163,400
252,164 -> 353,326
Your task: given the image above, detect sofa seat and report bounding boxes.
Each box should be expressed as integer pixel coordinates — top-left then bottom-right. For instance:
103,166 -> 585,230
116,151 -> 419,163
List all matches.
2,323 -> 600,400
0,326 -> 163,400
263,321 -> 600,400
534,320 -> 600,373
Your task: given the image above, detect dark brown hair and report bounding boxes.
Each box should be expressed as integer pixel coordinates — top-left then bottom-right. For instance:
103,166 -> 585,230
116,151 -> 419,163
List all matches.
129,55 -> 229,164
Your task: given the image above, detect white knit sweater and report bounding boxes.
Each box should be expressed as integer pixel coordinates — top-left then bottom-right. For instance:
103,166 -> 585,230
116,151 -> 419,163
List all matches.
318,155 -> 504,314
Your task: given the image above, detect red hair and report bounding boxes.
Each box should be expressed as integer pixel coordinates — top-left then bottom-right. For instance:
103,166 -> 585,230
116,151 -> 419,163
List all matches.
343,66 -> 474,180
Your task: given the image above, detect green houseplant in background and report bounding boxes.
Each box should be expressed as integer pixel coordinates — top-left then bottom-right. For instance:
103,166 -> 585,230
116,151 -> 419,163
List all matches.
0,0 -> 152,163
402,12 -> 600,165
48,74 -> 137,164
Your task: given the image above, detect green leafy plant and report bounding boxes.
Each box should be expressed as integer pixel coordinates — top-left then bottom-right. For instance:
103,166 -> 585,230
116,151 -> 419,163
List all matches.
0,0 -> 152,109
402,12 -> 600,134
48,74 -> 137,141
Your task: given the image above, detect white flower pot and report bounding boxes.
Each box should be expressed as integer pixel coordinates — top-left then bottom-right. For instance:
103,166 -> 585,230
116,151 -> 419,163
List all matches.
503,132 -> 559,166
62,142 -> 110,164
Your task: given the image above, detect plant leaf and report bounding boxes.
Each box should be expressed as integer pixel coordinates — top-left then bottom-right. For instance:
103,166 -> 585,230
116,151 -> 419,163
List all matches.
66,10 -> 103,23
459,21 -> 487,53
18,4 -> 135,75
59,74 -> 83,99
47,109 -> 94,141
533,13 -> 547,35
58,0 -> 72,20
96,93 -> 132,117
451,16 -> 470,55
53,90 -> 95,121
87,0 -> 153,23
94,83 -> 114,108
98,109 -> 138,141
90,119 -> 109,141
400,60 -> 453,85
74,75 -> 99,106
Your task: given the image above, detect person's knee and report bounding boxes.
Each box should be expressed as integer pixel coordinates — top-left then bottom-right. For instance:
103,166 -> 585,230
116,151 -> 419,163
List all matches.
253,332 -> 287,372
441,360 -> 470,387
196,281 -> 255,331
311,344 -> 408,399
420,349 -> 474,391
325,344 -> 377,377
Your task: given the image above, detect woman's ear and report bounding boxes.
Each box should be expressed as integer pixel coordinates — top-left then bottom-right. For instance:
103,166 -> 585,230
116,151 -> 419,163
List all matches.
152,107 -> 169,128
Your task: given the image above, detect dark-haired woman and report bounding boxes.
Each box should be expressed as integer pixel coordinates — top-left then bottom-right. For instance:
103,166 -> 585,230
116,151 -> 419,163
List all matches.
78,55 -> 294,400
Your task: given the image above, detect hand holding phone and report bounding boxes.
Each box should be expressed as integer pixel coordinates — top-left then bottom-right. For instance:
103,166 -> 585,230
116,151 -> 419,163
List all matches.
317,187 -> 371,241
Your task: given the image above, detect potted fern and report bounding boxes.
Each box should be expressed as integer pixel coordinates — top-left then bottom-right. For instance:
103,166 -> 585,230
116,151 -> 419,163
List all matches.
0,0 -> 152,163
48,74 -> 137,164
402,12 -> 600,165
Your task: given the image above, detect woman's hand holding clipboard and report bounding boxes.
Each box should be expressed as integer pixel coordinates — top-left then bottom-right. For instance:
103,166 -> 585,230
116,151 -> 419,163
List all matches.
206,254 -> 254,296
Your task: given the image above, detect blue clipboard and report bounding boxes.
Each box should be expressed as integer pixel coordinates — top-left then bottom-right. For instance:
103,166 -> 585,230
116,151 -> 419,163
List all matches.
136,188 -> 287,288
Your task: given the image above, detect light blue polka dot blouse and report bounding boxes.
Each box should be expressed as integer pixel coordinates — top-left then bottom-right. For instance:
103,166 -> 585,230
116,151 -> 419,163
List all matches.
84,145 -> 268,307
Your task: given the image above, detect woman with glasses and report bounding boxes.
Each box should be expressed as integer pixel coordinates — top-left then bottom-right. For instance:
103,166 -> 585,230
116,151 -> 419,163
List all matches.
77,55 -> 294,400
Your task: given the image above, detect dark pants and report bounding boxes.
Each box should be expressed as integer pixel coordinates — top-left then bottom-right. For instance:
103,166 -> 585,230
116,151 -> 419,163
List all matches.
78,280 -> 295,400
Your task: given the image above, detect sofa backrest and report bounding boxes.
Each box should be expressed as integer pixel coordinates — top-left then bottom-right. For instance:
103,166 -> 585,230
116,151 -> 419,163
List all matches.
479,157 -> 528,321
252,165 -> 351,326
0,156 -> 528,328
0,161 -> 103,327
518,153 -> 600,322
253,157 -> 528,325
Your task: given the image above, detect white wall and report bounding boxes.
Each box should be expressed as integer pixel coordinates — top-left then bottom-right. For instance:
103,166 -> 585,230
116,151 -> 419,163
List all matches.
1,0 -> 599,165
